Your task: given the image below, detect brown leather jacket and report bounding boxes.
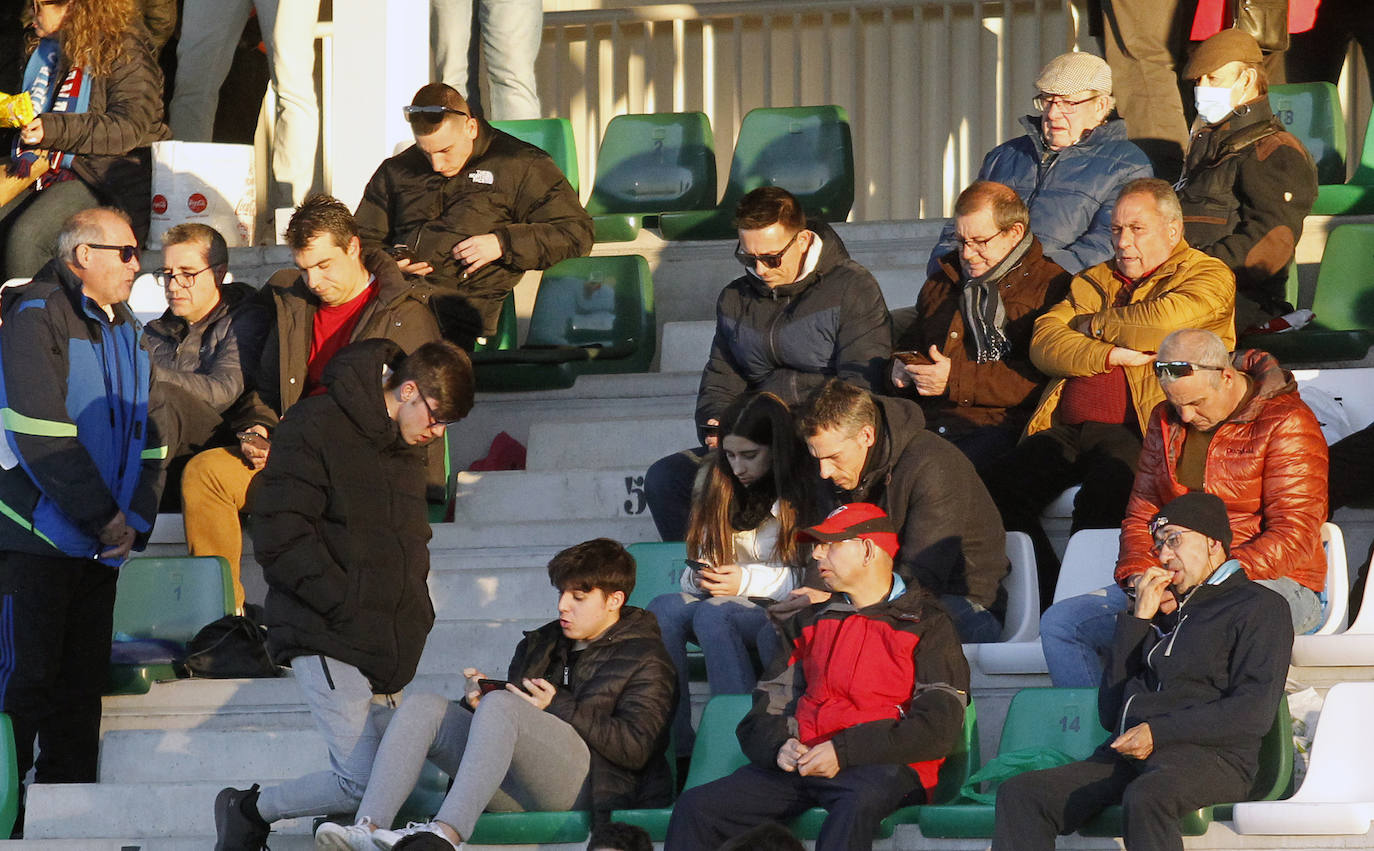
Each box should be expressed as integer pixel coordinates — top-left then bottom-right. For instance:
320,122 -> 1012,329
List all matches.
893,237 -> 1070,438
1115,349 -> 1328,592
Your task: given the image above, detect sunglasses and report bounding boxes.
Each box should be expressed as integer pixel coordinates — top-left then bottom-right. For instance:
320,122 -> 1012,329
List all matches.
1150,529 -> 1190,555
1152,361 -> 1226,380
734,230 -> 801,270
402,105 -> 470,121
85,243 -> 139,263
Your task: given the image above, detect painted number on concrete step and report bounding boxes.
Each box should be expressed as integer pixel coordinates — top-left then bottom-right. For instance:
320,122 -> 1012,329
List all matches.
623,476 -> 648,515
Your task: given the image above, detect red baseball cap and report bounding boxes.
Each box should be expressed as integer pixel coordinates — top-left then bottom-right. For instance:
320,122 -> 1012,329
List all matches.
797,503 -> 900,558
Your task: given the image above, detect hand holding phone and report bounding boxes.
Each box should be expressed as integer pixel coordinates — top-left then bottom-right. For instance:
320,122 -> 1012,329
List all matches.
477,678 -> 508,695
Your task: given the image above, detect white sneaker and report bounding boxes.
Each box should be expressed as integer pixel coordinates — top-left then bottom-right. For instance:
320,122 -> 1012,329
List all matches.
315,817 -> 379,851
370,820 -> 460,850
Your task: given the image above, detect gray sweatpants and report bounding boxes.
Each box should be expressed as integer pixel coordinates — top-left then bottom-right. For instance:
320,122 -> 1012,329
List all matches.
257,655 -> 400,822
357,690 -> 591,840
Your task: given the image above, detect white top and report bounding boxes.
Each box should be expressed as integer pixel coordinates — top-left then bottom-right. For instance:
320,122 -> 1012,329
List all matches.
681,500 -> 798,600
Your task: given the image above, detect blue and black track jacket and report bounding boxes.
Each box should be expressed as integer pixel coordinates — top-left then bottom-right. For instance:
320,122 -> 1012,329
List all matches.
0,259 -> 165,565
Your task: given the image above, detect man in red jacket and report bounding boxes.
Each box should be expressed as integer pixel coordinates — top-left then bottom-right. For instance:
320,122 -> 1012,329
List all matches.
665,503 -> 971,851
1040,327 -> 1327,687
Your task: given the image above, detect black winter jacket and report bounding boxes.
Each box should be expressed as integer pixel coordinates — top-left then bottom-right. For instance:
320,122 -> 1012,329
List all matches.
144,281 -> 270,416
843,395 -> 1009,614
696,223 -> 891,440
1178,98 -> 1318,313
507,607 -> 677,813
355,122 -> 594,337
1100,569 -> 1292,781
252,339 -> 434,694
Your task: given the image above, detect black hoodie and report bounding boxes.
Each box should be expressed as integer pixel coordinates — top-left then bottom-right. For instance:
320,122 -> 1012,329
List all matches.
251,339 -> 434,694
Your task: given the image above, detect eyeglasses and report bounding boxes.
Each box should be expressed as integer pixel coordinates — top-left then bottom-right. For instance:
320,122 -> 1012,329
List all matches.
734,231 -> 801,269
954,228 -> 1008,252
155,265 -> 214,290
402,105 -> 470,121
416,393 -> 457,428
1151,529 -> 1190,555
1152,361 -> 1226,380
1033,94 -> 1100,113
85,243 -> 139,263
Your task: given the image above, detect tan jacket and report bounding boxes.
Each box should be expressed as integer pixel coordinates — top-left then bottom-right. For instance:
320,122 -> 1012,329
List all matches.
1025,240 -> 1235,436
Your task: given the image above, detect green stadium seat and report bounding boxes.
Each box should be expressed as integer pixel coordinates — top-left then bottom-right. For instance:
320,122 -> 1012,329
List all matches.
1313,108 -> 1374,216
625,541 -> 687,609
658,106 -> 855,240
1241,223 -> 1374,363
490,117 -> 580,192
586,113 -> 718,242
108,556 -> 236,695
472,255 -> 655,392
471,292 -> 518,353
0,715 -> 15,839
1269,83 -> 1347,185
427,429 -> 454,523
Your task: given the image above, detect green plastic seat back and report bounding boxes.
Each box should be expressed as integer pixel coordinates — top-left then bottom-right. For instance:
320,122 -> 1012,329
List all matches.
1312,224 -> 1374,331
1000,687 -> 1112,759
0,715 -> 15,839
490,117 -> 580,192
1269,83 -> 1348,185
930,700 -> 981,804
1248,693 -> 1294,802
721,106 -> 855,222
587,112 -> 717,216
1352,115 -> 1374,186
682,694 -> 754,791
112,556 -> 235,644
525,255 -> 653,353
472,292 -> 518,352
626,541 -> 687,610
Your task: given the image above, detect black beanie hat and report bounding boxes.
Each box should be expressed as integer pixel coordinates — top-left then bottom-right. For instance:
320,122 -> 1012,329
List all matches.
1150,492 -> 1233,555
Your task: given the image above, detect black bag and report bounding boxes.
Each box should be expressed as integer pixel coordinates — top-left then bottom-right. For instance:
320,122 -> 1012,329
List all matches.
1231,0 -> 1290,52
184,613 -> 279,678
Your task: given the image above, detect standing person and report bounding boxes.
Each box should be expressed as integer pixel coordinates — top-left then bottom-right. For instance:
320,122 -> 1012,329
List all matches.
430,0 -> 543,121
1,0 -> 170,278
212,338 -> 476,851
170,0 -> 320,207
0,207 -> 166,830
1098,0 -> 1192,180
311,538 -> 676,851
648,392 -> 820,764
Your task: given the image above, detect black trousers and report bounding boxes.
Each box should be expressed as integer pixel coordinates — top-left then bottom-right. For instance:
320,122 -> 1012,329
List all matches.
0,551 -> 117,786
992,744 -> 1251,851
1328,422 -> 1374,617
664,762 -> 923,851
983,422 -> 1142,607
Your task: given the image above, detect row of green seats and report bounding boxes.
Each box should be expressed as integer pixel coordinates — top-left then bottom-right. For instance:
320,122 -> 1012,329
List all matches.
1268,83 -> 1374,215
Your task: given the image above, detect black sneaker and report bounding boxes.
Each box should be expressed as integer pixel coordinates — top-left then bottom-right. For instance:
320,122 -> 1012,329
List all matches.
214,784 -> 271,850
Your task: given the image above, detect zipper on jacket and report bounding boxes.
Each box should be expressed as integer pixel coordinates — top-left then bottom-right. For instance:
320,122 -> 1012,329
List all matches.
1163,613 -> 1188,656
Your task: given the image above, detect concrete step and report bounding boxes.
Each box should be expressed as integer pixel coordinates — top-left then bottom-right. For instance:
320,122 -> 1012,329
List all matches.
658,320 -> 714,374
431,517 -> 658,549
99,728 -> 328,785
23,782 -> 316,841
525,416 -> 697,471
451,470 -> 659,525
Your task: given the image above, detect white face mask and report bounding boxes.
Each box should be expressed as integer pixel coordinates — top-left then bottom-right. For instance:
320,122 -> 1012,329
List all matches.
1194,84 -> 1235,124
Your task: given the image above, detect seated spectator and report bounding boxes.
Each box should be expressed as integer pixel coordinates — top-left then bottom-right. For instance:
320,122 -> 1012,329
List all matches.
355,83 -> 593,349
993,493 -> 1293,851
800,380 -> 1008,643
181,195 -> 439,609
982,178 -> 1235,603
144,224 -> 269,519
1178,30 -> 1318,333
1,0 -> 171,279
648,392 -> 821,765
893,181 -> 1071,471
644,186 -> 891,541
928,52 -> 1152,276
1041,329 -> 1327,686
665,503 -> 970,850
587,822 -> 653,851
311,538 -> 676,851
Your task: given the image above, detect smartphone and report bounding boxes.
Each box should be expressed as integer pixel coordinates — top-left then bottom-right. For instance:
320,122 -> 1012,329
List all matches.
477,678 -> 508,695
893,350 -> 923,365
236,431 -> 270,452
385,244 -> 414,262
684,559 -> 709,575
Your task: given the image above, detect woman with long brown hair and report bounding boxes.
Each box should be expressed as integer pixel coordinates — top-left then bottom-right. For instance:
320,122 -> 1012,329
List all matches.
648,391 -> 821,762
1,0 -> 169,278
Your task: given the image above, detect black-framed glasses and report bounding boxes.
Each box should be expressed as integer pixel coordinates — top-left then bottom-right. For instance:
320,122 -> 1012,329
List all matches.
416,393 -> 457,428
1152,361 -> 1226,380
402,105 -> 470,121
155,265 -> 214,290
85,243 -> 139,263
1033,93 -> 1100,113
954,228 -> 1008,252
734,230 -> 801,269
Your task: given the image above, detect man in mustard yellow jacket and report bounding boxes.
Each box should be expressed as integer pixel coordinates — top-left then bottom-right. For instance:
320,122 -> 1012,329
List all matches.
983,178 -> 1235,600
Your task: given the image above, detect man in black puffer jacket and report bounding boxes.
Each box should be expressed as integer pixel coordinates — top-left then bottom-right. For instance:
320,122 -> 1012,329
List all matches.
212,338 -> 475,851
312,538 -> 677,851
644,186 -> 892,540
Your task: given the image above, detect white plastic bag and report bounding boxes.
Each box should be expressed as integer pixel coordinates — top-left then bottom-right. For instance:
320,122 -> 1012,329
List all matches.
147,141 -> 255,248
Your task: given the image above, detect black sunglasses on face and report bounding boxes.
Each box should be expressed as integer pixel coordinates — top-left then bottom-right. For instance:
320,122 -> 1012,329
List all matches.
734,230 -> 801,270
1152,361 -> 1226,380
402,105 -> 470,121
85,243 -> 139,263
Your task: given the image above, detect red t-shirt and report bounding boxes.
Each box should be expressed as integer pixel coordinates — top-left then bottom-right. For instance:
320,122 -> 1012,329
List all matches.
305,277 -> 378,396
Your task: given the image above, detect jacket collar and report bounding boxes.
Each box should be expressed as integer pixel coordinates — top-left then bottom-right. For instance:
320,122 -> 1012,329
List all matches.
740,220 -> 849,299
36,258 -> 138,329
270,249 -> 425,311
1107,237 -> 1196,287
1017,114 -> 1130,158
852,395 -> 926,497
934,235 -> 1049,287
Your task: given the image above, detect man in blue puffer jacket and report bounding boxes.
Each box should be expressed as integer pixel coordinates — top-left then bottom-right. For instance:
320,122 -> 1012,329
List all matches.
0,207 -> 166,816
929,52 -> 1153,276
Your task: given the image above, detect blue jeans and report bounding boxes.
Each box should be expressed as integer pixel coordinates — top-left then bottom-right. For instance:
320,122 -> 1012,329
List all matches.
939,594 -> 1005,644
643,447 -> 707,541
648,592 -> 768,757
430,0 -> 543,120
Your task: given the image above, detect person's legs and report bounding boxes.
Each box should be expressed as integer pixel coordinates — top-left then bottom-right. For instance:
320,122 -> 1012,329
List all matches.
643,447 -> 707,541
255,0 -> 322,206
430,0 -> 476,97
355,692 -> 474,828
1099,0 -> 1189,180
691,595 -> 768,693
256,656 -> 398,821
991,751 -> 1136,851
938,594 -> 1004,644
947,425 -> 1020,476
665,763 -> 813,849
181,446 -> 257,609
1070,422 -> 1142,533
1120,744 -> 1251,851
1254,576 -> 1323,635
170,0 -> 254,140
808,763 -> 922,851
475,0 -> 542,121
4,181 -> 101,280
646,592 -> 698,758
1040,584 -> 1129,687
